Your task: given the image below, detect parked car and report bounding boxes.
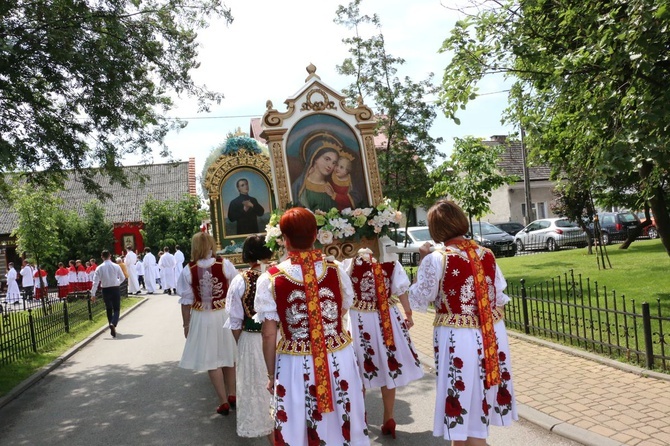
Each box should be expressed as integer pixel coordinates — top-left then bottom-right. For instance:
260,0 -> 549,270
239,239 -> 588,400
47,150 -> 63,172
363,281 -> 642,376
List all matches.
470,221 -> 517,257
388,226 -> 438,264
492,221 -> 525,236
515,218 -> 588,252
635,211 -> 658,239
591,211 -> 641,245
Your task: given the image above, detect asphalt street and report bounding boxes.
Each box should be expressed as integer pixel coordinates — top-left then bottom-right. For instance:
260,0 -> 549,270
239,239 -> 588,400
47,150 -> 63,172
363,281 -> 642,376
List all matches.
0,294 -> 582,445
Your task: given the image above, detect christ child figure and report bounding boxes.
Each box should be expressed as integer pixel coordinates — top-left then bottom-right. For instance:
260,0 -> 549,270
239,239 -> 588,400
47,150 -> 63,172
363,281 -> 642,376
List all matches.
329,151 -> 355,211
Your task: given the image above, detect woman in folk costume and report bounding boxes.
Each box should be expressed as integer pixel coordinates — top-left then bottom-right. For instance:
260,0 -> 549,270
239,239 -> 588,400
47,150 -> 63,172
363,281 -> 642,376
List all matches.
409,200 -> 517,445
345,248 -> 423,439
225,235 -> 273,440
177,232 -> 238,416
255,207 -> 370,446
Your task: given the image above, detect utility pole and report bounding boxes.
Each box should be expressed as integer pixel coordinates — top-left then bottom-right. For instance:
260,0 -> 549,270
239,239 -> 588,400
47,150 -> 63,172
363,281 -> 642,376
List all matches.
520,126 -> 533,225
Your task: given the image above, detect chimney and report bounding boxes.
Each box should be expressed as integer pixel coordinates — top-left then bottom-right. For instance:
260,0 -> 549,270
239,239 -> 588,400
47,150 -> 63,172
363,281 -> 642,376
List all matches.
188,158 -> 197,196
490,135 -> 507,143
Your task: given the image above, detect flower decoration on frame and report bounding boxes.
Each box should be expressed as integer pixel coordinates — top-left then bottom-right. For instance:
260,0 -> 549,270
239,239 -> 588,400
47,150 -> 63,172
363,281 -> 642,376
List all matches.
264,199 -> 403,252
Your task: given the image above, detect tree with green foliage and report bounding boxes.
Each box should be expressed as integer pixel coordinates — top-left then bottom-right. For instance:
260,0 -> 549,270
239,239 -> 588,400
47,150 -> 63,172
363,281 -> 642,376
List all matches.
334,0 -> 443,223
10,185 -> 62,289
1,0 -> 233,198
429,136 -> 518,232
141,195 -> 203,261
439,0 -> 670,255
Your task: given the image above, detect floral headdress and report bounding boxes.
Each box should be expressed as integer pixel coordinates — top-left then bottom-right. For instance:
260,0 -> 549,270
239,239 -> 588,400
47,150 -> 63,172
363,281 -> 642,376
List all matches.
264,199 -> 403,251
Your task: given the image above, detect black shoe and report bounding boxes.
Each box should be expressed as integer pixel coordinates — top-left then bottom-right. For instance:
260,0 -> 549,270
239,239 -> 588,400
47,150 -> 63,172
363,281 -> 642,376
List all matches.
135,291 -> 141,295
167,289 -> 172,295
163,290 -> 169,294
109,324 -> 116,338
173,289 -> 177,294
147,292 -> 153,295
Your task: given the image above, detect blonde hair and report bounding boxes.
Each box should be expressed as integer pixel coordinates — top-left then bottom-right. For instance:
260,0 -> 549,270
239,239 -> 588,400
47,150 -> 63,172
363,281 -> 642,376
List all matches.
191,232 -> 217,261
427,200 -> 470,243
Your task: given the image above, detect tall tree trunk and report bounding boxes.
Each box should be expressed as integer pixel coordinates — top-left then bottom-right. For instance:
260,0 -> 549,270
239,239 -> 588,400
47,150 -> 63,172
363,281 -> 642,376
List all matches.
640,161 -> 670,256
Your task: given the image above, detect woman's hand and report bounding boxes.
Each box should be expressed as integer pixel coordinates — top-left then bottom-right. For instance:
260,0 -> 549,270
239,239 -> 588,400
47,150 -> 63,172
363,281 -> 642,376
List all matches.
266,378 -> 274,394
419,242 -> 433,260
183,325 -> 189,338
404,309 -> 414,329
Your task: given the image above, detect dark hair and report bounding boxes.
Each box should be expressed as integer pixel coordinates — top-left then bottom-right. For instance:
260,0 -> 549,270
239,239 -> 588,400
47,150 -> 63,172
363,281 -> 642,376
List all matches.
144,247 -> 151,253
163,246 -> 170,253
280,207 -> 317,249
175,245 -> 180,250
242,235 -> 273,263
101,250 -> 111,260
427,200 -> 470,243
236,178 -> 248,189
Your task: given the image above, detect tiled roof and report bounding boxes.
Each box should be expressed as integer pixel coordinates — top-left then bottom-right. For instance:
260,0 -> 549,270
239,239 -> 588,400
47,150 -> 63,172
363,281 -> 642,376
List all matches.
0,160 -> 196,235
484,140 -> 552,181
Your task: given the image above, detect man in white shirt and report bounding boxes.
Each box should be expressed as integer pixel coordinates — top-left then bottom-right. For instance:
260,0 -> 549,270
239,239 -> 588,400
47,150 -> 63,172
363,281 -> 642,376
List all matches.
19,260 -> 35,300
158,246 -> 177,295
142,248 -> 157,294
174,245 -> 185,282
124,246 -> 141,295
91,250 -> 126,338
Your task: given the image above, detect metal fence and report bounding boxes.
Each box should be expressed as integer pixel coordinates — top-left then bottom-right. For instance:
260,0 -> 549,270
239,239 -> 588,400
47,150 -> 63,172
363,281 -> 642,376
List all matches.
0,287 -> 129,366
504,270 -> 669,372
404,266 -> 669,372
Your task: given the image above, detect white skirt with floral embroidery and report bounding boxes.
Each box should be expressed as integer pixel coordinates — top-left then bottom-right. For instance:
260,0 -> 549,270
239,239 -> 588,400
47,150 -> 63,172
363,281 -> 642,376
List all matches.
272,345 -> 370,446
349,305 -> 424,389
432,320 -> 518,441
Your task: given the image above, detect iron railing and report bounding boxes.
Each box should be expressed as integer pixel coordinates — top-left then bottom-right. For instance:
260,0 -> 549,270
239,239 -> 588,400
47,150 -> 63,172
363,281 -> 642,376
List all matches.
404,267 -> 669,372
0,287 -> 129,365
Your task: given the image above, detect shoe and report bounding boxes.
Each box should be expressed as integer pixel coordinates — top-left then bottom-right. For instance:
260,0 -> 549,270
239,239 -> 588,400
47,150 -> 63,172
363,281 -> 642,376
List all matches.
381,418 -> 396,439
135,291 -> 141,295
147,292 -> 153,295
163,290 -> 169,294
227,395 -> 236,409
109,324 -> 116,338
172,289 -> 177,294
167,289 -> 172,295
216,403 -> 230,416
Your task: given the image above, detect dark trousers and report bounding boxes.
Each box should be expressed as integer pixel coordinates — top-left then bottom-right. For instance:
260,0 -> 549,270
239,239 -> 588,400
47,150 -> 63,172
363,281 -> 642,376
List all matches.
101,286 -> 121,327
22,285 -> 34,300
138,275 -> 145,288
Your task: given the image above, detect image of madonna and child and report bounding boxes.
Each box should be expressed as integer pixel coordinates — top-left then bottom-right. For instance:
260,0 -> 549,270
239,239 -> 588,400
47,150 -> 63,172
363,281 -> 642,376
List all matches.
291,132 -> 364,212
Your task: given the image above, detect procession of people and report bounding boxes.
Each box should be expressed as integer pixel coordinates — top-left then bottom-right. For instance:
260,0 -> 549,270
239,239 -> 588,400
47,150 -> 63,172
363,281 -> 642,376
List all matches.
1,200 -> 517,445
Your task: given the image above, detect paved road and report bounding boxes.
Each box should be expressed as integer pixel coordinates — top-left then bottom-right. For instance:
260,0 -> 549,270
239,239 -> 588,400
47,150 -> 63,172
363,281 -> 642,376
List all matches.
0,295 -> 581,445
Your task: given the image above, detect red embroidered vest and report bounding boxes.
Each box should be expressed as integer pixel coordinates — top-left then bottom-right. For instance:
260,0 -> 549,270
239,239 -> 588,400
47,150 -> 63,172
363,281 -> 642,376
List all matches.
241,269 -> 262,332
350,258 -> 396,311
268,260 -> 351,355
188,257 -> 229,311
434,247 -> 504,328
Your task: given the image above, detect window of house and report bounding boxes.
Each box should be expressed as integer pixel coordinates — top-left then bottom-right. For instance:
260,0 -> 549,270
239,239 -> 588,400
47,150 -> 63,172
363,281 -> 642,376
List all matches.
521,202 -> 547,221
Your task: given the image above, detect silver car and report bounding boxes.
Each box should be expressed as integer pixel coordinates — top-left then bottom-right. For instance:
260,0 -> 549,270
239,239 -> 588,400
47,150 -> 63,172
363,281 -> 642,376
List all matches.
514,218 -> 588,252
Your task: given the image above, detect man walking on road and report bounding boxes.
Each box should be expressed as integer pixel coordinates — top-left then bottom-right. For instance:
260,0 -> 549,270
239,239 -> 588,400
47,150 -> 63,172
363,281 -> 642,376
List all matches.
143,247 -> 157,294
91,250 -> 126,338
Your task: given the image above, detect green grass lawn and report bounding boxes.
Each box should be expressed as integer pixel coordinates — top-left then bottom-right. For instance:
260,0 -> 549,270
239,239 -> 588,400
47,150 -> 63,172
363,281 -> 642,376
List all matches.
496,238 -> 670,308
0,297 -> 142,397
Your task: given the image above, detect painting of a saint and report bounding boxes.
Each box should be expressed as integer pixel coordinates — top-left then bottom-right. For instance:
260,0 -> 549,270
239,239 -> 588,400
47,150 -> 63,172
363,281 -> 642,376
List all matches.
287,115 -> 369,212
222,169 -> 272,237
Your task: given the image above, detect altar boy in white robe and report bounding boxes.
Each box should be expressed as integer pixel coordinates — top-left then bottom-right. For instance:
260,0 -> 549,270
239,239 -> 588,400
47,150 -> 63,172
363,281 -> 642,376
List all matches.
142,248 -> 158,294
124,246 -> 141,295
158,247 -> 176,295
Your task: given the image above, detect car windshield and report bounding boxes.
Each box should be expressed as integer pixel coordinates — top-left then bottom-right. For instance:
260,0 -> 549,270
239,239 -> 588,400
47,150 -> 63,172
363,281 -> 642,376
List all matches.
472,222 -> 505,235
555,219 -> 579,228
408,228 -> 432,242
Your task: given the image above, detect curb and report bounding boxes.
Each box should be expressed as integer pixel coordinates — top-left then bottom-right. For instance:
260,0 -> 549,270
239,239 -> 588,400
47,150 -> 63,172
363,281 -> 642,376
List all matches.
0,297 -> 149,411
507,330 -> 670,383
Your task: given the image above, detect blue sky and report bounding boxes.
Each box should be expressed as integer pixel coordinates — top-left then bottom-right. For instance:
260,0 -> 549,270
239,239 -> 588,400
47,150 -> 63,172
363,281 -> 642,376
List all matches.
153,0 -> 514,179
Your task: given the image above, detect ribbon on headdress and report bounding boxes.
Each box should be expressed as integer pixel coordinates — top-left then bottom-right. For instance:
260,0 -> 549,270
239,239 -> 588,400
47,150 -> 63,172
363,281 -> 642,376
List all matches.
451,239 -> 501,387
288,249 -> 334,413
